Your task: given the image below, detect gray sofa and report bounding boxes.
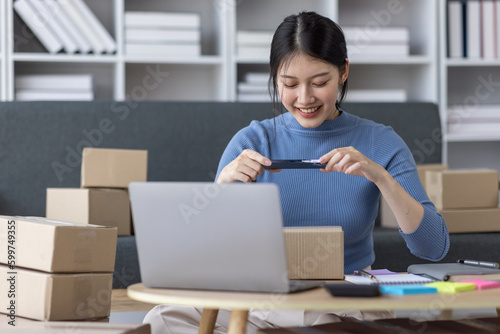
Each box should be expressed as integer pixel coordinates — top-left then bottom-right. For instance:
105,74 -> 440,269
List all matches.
1,101 -> 499,289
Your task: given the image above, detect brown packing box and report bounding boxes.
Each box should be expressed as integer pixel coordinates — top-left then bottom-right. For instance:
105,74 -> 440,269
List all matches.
380,164 -> 448,228
439,207 -> 500,233
0,322 -> 150,334
417,164 -> 449,192
0,264 -> 112,321
81,148 -> 148,188
0,216 -> 117,272
284,226 -> 343,280
426,169 -> 499,210
46,188 -> 131,236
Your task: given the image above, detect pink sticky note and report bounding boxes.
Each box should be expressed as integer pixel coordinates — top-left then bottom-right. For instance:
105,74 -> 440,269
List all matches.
460,278 -> 500,290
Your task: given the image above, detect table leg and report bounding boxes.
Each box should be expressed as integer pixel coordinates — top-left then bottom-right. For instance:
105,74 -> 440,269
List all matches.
198,308 -> 219,334
438,309 -> 453,320
227,309 -> 249,334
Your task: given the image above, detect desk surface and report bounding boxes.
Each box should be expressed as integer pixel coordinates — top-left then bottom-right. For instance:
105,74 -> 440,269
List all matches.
128,283 -> 500,312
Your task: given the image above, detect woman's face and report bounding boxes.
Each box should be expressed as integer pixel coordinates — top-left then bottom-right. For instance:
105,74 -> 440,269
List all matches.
277,54 -> 348,128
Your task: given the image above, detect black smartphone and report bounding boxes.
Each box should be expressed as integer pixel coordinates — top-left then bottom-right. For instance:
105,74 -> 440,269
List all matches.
263,159 -> 326,169
324,283 -> 380,297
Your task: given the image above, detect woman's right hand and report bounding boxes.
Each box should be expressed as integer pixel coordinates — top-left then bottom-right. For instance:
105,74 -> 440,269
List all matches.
216,149 -> 280,184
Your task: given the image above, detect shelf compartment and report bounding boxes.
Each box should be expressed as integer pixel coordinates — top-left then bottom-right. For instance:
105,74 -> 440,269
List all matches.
125,63 -> 226,101
14,61 -> 116,100
12,0 -> 116,55
338,0 -> 437,58
124,0 -> 227,57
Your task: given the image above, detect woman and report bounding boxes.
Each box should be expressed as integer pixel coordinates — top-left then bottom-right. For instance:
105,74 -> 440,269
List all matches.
145,11 -> 449,333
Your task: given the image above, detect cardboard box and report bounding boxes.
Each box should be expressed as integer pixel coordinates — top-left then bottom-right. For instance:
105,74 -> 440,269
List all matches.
426,169 -> 499,210
46,188 -> 131,236
81,148 -> 147,188
380,164 -> 448,228
439,207 -> 500,233
0,264 -> 112,321
380,196 -> 398,228
0,216 -> 117,272
0,320 -> 150,334
284,226 -> 343,280
417,164 -> 448,191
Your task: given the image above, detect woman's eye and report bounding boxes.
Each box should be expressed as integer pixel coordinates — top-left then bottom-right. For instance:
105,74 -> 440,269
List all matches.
313,81 -> 328,87
283,83 -> 297,88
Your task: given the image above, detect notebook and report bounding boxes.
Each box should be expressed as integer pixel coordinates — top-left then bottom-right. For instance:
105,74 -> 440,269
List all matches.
345,273 -> 435,285
129,182 -> 322,294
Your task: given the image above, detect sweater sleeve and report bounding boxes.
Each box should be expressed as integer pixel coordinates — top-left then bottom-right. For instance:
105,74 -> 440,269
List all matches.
371,124 -> 450,261
215,120 -> 271,182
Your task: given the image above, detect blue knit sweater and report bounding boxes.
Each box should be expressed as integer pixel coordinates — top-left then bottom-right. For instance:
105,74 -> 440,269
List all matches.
216,111 -> 450,274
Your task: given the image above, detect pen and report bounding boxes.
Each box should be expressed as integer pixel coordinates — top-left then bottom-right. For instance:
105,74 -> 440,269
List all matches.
457,259 -> 500,269
358,269 -> 378,281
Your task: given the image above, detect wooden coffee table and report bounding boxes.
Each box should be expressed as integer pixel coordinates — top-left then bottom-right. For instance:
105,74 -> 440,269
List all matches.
127,283 -> 500,334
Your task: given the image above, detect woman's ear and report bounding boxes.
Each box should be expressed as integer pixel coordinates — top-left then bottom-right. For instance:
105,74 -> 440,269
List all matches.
339,58 -> 350,84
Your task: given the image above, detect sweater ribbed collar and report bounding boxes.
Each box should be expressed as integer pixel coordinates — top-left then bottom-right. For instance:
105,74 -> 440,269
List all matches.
277,109 -> 358,135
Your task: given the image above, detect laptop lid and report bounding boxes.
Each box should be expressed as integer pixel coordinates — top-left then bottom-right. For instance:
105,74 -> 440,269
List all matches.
129,182 -> 291,293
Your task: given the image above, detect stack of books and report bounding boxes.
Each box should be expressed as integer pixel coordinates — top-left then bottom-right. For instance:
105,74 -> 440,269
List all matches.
237,72 -> 272,102
343,26 -> 409,57
124,12 -> 201,57
345,89 -> 407,102
15,74 -> 93,101
236,30 -> 274,60
447,0 -> 500,59
447,104 -> 500,135
13,0 -> 116,54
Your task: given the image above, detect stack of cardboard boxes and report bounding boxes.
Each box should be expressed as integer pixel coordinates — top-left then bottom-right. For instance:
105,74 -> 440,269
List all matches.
0,216 -> 117,321
46,148 -> 148,236
381,165 -> 500,233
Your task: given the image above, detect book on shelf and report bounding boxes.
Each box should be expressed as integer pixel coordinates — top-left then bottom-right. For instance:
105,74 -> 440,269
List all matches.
71,0 -> 116,54
345,89 -> 407,102
237,83 -> 269,94
57,0 -> 106,54
125,43 -> 201,57
447,0 -> 463,58
343,26 -> 409,44
124,12 -> 200,29
15,90 -> 94,101
466,0 -> 481,59
347,43 -> 409,57
15,74 -> 93,90
497,0 -> 500,59
237,93 -> 272,102
236,31 -> 274,46
45,0 -> 92,54
244,72 -> 269,85
125,29 -> 200,43
447,104 -> 500,122
237,46 -> 270,59
28,0 -> 78,54
14,0 -> 64,54
481,0 -> 496,59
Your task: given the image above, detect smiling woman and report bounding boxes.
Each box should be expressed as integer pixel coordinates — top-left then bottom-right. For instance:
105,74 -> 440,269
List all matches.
277,54 -> 346,128
144,11 -> 450,334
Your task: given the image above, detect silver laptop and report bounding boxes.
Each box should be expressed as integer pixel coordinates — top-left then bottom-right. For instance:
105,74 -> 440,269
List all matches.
129,182 -> 321,293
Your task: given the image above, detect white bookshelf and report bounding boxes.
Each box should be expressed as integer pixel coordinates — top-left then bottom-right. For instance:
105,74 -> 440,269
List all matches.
1,0 -> 438,103
0,0 -> 5,100
438,0 -> 500,173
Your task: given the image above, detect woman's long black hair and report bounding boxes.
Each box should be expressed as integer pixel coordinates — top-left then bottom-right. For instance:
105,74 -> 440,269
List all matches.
269,11 -> 349,116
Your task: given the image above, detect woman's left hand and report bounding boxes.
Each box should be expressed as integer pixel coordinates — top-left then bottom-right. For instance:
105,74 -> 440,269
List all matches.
318,146 -> 386,184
